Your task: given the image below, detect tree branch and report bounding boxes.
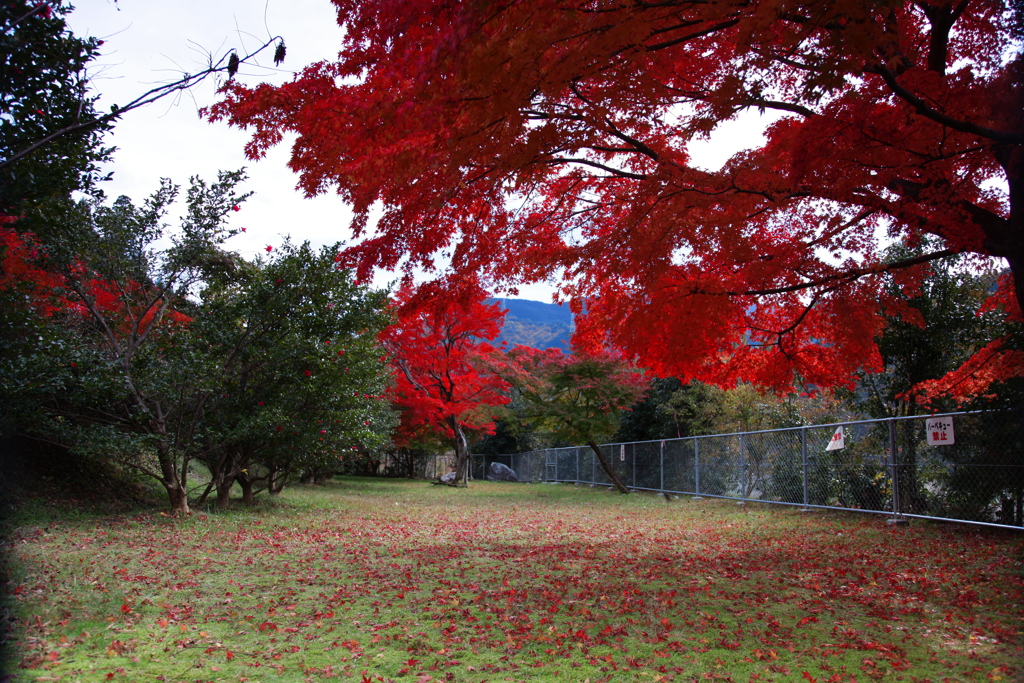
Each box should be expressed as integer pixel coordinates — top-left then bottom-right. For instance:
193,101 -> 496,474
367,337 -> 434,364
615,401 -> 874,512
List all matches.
645,19 -> 741,52
874,65 -> 1024,144
544,157 -> 648,179
0,36 -> 284,172
746,98 -> 816,118
683,248 -> 958,297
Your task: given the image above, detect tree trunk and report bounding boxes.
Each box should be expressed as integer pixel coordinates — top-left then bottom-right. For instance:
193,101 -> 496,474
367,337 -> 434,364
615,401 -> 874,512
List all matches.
236,471 -> 256,504
588,441 -> 630,494
268,466 -> 288,495
210,450 -> 236,510
165,480 -> 190,514
239,477 -> 255,504
991,144 -> 1022,311
156,439 -> 190,513
215,481 -> 233,509
448,416 -> 470,486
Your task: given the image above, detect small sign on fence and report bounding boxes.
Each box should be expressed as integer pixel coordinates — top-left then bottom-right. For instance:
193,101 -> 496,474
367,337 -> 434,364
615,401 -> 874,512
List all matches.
825,426 -> 845,451
926,417 -> 955,446
620,444 -> 626,462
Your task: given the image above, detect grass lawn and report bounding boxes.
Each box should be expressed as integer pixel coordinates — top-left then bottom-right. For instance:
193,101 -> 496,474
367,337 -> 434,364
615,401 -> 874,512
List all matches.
4,478 -> 1023,683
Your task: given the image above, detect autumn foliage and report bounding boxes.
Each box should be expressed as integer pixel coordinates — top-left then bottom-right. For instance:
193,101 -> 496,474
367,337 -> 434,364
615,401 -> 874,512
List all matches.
381,276 -> 511,482
208,0 -> 1023,397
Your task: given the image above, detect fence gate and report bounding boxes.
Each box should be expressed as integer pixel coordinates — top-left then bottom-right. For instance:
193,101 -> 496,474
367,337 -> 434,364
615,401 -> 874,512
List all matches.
545,450 -> 557,481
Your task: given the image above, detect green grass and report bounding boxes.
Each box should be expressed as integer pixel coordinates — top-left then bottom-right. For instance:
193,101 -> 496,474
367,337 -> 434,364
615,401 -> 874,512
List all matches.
4,478 -> 1023,682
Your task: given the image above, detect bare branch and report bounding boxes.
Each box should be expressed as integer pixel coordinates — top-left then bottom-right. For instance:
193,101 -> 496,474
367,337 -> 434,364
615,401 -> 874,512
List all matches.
0,36 -> 284,172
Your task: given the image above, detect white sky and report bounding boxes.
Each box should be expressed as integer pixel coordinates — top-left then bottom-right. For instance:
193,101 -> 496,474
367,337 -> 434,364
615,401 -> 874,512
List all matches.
66,0 -> 773,302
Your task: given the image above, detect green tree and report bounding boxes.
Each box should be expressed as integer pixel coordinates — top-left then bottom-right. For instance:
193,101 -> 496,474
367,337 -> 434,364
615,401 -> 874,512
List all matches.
854,242 -> 1021,515
474,394 -> 547,456
505,346 -> 648,494
1,0 -> 111,222
0,171 -> 251,512
2,177 -> 397,512
194,240 -> 395,506
859,244 -> 1011,418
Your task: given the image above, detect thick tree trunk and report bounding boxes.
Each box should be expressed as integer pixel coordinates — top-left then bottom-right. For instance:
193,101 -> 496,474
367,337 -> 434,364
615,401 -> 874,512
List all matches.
165,481 -> 190,514
216,482 -> 233,509
238,477 -> 255,504
156,440 -> 190,513
209,450 -> 236,510
992,144 -> 1023,309
588,441 -> 630,494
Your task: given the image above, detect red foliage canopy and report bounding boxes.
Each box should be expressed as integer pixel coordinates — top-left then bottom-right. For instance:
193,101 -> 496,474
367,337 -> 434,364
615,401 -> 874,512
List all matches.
381,276 -> 511,474
1,227 -> 191,333
1,227 -> 63,315
208,0 -> 1022,392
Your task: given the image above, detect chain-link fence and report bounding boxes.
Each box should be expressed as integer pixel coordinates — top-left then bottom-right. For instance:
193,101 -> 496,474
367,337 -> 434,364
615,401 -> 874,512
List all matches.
471,410 -> 1024,529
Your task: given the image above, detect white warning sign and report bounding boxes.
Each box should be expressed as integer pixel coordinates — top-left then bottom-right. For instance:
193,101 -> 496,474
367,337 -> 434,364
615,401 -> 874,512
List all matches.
926,417 -> 955,446
825,426 -> 845,451
620,444 -> 626,461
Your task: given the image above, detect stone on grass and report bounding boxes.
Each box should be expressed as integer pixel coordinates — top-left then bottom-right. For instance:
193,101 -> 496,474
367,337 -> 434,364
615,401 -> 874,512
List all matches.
486,462 -> 519,482
439,472 -> 458,485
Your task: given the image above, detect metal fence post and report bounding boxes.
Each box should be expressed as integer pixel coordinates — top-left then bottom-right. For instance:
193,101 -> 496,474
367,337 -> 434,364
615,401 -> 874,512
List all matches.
631,444 -> 636,489
659,440 -> 665,494
575,447 -> 580,484
801,427 -> 809,509
694,438 -> 701,497
888,418 -> 903,521
740,434 -> 747,501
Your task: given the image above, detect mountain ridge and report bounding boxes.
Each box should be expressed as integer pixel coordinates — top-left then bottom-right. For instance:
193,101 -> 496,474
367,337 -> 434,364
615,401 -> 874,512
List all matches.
488,298 -> 572,352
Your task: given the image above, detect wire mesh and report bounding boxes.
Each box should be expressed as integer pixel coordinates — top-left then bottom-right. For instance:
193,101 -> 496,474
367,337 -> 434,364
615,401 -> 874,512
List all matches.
895,411 -> 1024,525
743,429 -> 803,503
469,409 -> 1022,529
804,421 -> 891,512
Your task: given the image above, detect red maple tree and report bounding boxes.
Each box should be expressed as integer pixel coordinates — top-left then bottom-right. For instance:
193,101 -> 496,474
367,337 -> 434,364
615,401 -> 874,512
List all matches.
381,276 -> 511,484
208,0 -> 1023,394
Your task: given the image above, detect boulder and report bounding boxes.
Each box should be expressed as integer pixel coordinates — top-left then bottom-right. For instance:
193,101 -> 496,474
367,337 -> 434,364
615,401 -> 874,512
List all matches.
439,472 -> 458,485
486,462 -> 519,482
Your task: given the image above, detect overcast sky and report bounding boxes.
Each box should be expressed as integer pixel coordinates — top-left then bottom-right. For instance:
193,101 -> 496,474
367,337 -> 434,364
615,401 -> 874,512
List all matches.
66,0 -> 774,301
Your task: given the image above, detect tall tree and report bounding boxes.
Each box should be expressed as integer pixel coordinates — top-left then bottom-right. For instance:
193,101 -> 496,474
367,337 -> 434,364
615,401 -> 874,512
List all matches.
209,0 -> 1022,394
381,276 -> 511,485
852,242 -> 1021,513
859,242 -> 1016,416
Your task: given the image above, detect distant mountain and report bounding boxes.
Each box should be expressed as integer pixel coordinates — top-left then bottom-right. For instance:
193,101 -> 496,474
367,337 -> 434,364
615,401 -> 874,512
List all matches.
489,298 -> 573,352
